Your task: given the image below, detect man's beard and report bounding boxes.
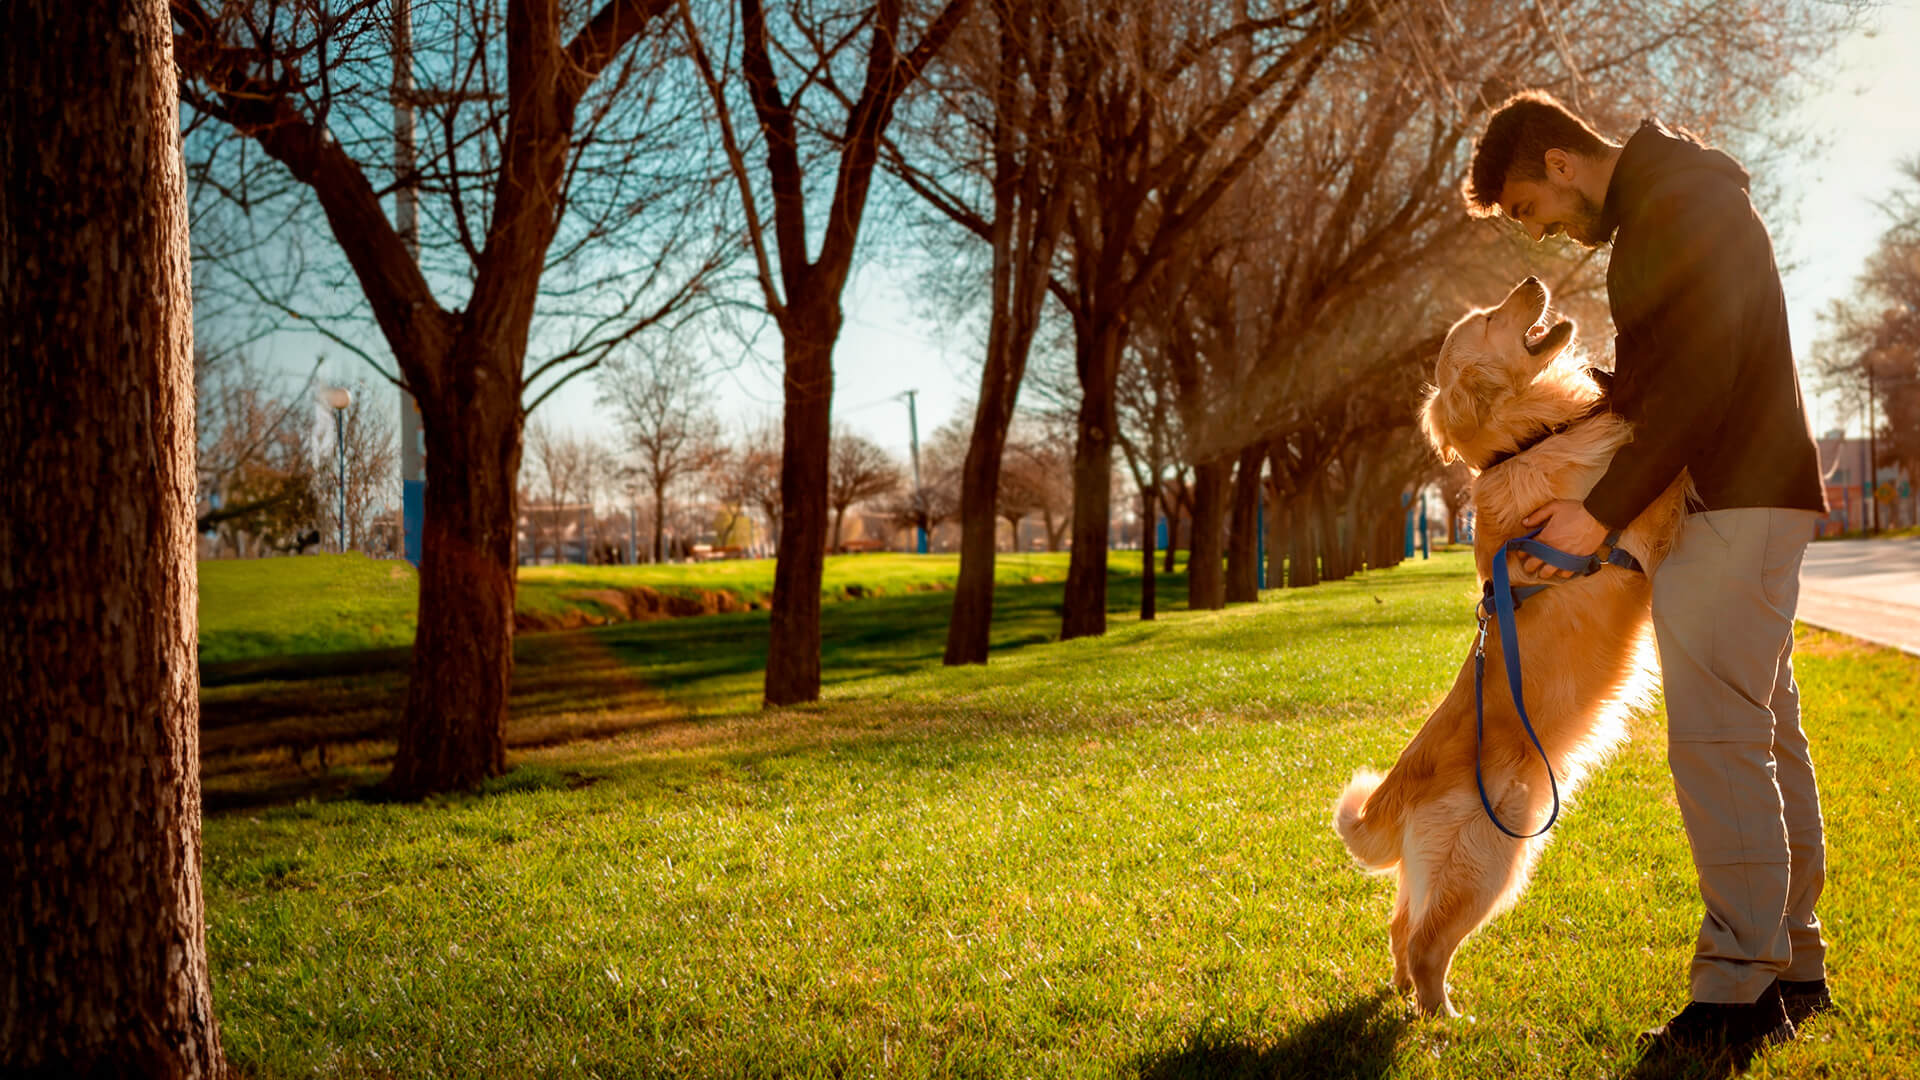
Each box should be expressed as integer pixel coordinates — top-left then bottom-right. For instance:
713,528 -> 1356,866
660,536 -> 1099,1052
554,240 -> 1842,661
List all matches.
1558,187 -> 1608,248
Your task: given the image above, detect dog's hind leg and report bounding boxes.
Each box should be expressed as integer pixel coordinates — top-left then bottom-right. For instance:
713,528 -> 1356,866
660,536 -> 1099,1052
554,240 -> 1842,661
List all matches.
1405,808 -> 1538,1017
1390,881 -> 1414,996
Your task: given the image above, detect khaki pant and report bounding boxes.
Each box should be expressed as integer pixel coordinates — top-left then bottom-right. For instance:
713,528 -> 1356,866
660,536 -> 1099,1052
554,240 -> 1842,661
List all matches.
1650,507 -> 1828,1004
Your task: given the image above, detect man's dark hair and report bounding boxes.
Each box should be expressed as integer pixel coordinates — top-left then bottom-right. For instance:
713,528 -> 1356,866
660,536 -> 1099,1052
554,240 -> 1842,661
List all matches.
1464,90 -> 1612,218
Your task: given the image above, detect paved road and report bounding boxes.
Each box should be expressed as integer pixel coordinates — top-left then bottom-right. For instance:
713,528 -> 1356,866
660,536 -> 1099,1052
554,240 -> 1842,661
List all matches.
1797,538 -> 1920,656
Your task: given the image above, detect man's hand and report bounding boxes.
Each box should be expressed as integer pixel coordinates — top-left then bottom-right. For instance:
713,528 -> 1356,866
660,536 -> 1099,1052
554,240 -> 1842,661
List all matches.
1519,499 -> 1610,579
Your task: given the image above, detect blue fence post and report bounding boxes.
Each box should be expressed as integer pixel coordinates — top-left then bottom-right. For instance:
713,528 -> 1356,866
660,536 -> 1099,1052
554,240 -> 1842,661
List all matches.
1402,491 -> 1414,559
1419,494 -> 1430,559
1256,484 -> 1267,590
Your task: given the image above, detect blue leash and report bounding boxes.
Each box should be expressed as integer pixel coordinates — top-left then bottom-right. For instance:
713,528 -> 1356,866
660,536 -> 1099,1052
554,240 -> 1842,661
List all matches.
1474,526 -> 1642,839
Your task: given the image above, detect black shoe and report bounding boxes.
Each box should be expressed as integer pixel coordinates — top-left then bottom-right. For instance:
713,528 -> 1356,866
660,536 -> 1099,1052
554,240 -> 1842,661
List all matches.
1775,977 -> 1834,1025
1637,983 -> 1795,1073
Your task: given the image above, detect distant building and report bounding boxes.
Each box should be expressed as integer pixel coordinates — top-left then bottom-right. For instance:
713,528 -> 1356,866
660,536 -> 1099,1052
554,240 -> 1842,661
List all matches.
1814,431 -> 1913,534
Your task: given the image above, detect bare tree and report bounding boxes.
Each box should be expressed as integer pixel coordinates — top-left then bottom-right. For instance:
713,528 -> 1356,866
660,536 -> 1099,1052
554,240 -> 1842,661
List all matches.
195,347 -> 325,554
1818,161 -> 1920,524
2,0 -> 226,1069
600,346 -> 724,562
682,0 -> 978,703
828,428 -> 903,550
174,0 -> 722,795
884,0 -> 1083,663
725,416 -> 784,548
521,419 -> 605,564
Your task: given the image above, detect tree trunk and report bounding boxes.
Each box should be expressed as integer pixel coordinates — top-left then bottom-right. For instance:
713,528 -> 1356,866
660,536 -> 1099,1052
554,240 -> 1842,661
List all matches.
1,0 -> 226,1068
1289,482 -> 1320,589
387,355 -> 520,796
1061,323 -> 1121,640
831,505 -> 847,552
766,318 -> 835,706
1225,442 -> 1263,603
652,486 -> 667,564
1186,459 -> 1229,610
944,358 -> 1020,664
1137,483 -> 1158,620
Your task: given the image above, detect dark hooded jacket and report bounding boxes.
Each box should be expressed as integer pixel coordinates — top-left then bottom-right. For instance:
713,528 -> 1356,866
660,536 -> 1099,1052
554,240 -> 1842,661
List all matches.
1581,120 -> 1828,529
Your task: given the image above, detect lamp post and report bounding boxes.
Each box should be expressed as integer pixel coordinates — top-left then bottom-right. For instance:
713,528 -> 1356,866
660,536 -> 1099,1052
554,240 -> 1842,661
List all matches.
322,386 -> 351,553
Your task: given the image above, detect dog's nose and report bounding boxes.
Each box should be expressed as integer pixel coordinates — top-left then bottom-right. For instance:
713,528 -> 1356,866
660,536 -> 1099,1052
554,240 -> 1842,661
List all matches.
1523,275 -> 1540,287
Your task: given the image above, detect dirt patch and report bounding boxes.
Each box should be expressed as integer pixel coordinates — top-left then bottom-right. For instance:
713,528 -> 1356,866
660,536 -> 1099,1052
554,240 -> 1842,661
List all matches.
515,586 -> 751,633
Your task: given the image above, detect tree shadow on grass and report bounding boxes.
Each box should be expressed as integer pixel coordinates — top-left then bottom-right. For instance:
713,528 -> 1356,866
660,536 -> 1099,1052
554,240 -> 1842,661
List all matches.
1134,990 -> 1407,1080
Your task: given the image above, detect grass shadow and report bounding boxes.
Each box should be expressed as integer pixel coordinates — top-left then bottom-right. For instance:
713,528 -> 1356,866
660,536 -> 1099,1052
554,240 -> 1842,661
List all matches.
1134,990 -> 1407,1080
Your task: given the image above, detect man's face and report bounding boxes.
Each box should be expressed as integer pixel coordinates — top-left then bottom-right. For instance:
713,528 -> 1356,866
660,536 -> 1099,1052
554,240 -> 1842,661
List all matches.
1497,158 -> 1608,248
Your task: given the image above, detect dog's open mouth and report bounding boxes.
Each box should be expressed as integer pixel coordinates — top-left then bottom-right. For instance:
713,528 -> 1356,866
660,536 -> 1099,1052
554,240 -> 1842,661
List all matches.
1524,317 -> 1572,356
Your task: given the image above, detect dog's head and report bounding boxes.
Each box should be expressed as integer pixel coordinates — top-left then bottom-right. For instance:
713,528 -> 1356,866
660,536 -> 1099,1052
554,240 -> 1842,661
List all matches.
1421,276 -> 1576,467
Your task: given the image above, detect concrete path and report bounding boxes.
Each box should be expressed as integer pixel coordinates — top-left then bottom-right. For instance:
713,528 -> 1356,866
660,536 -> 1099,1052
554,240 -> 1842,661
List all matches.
1798,538 -> 1920,656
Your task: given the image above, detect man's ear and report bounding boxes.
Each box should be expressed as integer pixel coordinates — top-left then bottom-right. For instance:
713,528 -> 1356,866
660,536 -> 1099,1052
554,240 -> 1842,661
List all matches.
1543,147 -> 1574,182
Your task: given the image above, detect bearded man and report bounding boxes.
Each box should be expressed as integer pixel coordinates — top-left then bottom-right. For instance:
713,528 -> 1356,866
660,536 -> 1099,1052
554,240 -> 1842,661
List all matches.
1463,90 -> 1832,1071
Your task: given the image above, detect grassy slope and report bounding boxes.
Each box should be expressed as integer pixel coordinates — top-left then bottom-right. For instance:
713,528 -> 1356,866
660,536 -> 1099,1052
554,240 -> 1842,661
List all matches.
202,552 -> 1920,1079
198,551 -> 1077,664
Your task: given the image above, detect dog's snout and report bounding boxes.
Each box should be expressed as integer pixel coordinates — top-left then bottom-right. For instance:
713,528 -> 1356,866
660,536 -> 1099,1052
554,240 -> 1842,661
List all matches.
1522,275 -> 1540,287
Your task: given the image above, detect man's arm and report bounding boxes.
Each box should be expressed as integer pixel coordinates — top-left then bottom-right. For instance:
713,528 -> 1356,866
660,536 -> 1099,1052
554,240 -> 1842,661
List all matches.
1581,176 -> 1760,529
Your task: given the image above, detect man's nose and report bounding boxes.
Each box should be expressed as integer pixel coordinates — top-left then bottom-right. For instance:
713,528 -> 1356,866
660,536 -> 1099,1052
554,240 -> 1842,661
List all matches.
1525,222 -> 1546,242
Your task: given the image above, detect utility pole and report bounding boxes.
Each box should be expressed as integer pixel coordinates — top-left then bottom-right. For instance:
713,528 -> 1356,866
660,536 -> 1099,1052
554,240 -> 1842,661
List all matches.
902,389 -> 926,553
395,0 -> 425,566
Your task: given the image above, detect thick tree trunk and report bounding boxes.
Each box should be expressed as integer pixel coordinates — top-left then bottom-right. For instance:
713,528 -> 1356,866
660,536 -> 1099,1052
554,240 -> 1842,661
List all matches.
766,320 -> 835,706
1,0 -> 226,1069
1140,484 -> 1158,621
388,357 -> 521,796
1061,324 -> 1121,640
1225,442 -> 1264,603
1186,459 -> 1229,610
1288,486 -> 1320,589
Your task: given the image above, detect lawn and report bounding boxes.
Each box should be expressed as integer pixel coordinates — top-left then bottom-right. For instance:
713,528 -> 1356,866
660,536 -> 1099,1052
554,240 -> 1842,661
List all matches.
199,551 -> 1920,1078
197,551 -> 1077,664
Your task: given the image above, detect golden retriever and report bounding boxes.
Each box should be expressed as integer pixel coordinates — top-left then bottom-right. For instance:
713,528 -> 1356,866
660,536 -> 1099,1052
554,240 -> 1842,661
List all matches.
1332,277 -> 1689,1017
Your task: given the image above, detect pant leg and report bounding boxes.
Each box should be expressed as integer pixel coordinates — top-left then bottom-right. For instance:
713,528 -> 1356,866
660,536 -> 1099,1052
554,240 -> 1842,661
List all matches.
1650,508 -> 1811,1004
1763,516 -> 1828,982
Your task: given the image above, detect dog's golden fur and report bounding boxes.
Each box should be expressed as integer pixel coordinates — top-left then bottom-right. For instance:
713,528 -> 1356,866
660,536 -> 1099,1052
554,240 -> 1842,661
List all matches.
1332,278 -> 1689,1017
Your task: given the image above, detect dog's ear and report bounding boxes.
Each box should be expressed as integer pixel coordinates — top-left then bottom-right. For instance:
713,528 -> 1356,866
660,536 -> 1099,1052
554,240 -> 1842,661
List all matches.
1420,379 -> 1481,464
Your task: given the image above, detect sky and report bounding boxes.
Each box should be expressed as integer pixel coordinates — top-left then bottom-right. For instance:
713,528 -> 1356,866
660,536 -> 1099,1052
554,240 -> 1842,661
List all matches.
292,3 -> 1920,472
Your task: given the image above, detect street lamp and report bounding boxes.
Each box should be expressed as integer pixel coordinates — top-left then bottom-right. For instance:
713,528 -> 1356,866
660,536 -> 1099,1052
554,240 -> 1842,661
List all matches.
322,386 -> 351,553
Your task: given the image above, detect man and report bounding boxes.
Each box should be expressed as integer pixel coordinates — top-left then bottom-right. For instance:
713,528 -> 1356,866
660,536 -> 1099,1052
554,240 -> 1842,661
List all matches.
1462,91 -> 1832,1068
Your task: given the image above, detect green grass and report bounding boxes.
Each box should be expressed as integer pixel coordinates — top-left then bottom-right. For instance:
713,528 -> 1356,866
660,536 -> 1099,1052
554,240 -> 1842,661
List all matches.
200,551 -> 1920,1078
198,551 -> 1078,664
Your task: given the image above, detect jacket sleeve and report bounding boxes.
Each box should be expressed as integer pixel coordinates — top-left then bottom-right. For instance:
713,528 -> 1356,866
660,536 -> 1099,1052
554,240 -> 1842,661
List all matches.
1583,177 -> 1759,530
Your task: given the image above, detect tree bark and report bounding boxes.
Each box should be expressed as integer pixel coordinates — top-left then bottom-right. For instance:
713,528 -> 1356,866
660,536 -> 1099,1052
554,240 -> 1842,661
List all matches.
945,370 -> 1017,662
387,355 -> 521,796
1186,459 -> 1229,610
1288,480 -> 1320,588
1061,321 -> 1122,640
2,0 -> 226,1069
766,323 -> 835,705
1225,442 -> 1264,603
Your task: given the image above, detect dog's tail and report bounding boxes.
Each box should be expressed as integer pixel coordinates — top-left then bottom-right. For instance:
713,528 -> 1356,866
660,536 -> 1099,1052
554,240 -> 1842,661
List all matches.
1333,768 -> 1404,871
